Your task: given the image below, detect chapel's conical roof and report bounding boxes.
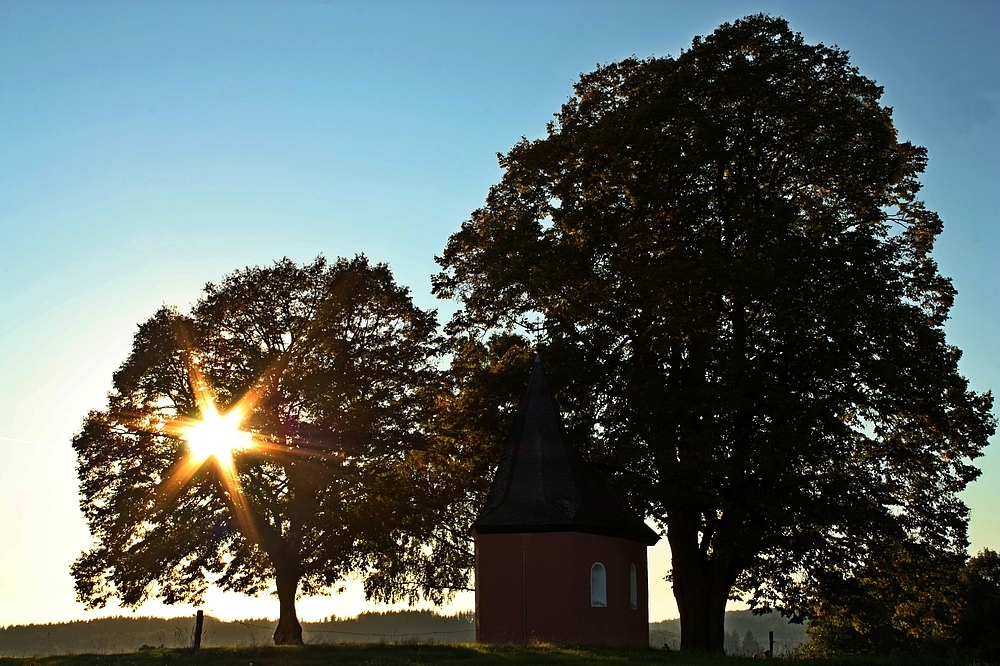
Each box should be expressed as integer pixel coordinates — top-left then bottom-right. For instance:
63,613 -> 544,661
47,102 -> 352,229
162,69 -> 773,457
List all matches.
472,356 -> 660,545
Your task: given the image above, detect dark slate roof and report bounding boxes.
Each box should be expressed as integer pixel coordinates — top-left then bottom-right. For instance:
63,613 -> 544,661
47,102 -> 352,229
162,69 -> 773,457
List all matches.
472,356 -> 660,546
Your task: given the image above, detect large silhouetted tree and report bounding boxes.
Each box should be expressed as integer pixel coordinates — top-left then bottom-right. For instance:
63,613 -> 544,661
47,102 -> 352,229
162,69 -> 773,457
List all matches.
73,256 -> 445,645
433,15 -> 995,651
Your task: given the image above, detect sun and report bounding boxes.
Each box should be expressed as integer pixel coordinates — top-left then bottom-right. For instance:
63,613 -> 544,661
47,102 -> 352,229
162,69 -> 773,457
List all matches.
181,402 -> 253,468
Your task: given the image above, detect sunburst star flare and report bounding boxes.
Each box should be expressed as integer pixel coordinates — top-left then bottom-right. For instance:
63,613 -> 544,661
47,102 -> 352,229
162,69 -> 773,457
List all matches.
181,402 -> 253,468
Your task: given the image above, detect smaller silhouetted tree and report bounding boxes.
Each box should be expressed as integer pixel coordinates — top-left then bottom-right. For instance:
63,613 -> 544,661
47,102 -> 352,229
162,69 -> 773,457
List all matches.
73,256 -> 447,645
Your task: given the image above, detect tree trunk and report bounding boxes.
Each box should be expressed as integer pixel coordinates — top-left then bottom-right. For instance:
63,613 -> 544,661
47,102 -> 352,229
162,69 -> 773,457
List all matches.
667,509 -> 739,652
272,569 -> 303,645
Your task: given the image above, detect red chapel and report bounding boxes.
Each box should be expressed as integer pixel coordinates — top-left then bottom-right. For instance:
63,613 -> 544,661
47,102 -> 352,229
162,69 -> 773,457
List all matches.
472,356 -> 660,645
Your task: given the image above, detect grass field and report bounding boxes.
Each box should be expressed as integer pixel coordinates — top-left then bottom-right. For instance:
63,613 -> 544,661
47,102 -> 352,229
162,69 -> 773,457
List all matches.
0,644 -> 964,666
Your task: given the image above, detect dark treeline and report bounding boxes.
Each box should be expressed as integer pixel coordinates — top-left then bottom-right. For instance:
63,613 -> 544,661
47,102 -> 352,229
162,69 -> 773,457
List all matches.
0,610 -> 475,657
0,610 -> 805,657
1,610 -> 813,657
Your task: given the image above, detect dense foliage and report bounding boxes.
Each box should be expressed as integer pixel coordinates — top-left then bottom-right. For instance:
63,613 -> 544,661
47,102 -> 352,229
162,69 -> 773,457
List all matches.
72,257 -> 448,644
801,548 -> 1000,659
433,15 -> 995,651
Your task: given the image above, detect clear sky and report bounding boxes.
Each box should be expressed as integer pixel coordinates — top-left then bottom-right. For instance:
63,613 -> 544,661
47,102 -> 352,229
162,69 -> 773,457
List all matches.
1,1 -> 997,627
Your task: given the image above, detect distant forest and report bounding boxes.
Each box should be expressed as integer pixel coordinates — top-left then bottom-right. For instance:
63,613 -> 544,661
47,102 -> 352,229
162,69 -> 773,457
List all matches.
0,610 -> 804,657
0,611 -> 474,657
651,611 -> 806,654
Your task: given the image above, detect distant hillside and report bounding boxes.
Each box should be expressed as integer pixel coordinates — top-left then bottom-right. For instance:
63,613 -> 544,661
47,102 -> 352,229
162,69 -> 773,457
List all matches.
0,611 -> 476,657
650,611 -> 807,654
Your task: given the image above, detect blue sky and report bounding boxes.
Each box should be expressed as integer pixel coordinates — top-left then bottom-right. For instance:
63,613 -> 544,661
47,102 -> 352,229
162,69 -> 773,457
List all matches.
1,1 -> 997,626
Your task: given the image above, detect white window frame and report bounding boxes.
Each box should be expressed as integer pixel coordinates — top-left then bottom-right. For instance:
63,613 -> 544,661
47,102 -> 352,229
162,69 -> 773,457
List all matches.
590,562 -> 607,607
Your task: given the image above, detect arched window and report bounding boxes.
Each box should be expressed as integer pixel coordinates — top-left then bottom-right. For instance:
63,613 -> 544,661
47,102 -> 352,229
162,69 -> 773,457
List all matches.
590,562 -> 607,607
630,563 -> 638,610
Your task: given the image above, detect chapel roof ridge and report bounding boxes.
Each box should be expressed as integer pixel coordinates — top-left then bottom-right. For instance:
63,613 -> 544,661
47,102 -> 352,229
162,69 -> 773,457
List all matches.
472,355 -> 659,546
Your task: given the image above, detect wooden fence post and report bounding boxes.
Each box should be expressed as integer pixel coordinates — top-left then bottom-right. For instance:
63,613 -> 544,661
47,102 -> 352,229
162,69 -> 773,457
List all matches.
194,610 -> 204,650
769,630 -> 774,655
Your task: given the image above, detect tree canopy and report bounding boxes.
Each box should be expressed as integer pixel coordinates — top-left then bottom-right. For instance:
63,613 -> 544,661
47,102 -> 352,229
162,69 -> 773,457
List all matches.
73,256 -> 446,644
433,14 -> 995,651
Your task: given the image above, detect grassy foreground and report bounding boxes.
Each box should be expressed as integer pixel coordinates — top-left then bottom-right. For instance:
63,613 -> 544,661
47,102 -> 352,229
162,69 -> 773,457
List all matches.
0,644 -> 963,666
0,644 -> 670,666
